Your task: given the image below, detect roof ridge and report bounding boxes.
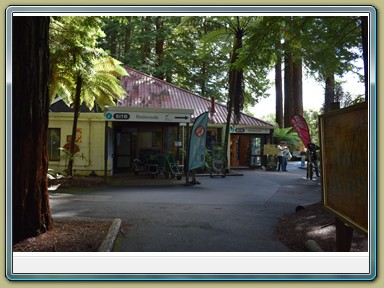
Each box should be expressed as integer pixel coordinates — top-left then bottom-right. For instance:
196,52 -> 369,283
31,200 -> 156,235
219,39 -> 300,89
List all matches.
123,66 -> 274,127
124,66 -> 217,102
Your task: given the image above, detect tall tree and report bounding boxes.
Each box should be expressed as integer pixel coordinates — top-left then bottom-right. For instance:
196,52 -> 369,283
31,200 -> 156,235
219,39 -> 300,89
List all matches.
177,16 -> 273,169
200,16 -> 256,170
12,16 -> 53,243
283,52 -> 294,127
293,60 -> 303,116
154,16 -> 165,80
360,16 -> 368,101
141,16 -> 152,66
324,74 -> 336,112
175,16 -> 229,100
281,17 -> 305,127
102,16 -> 232,102
247,16 -> 362,122
67,56 -> 127,175
303,17 -> 362,112
50,17 -> 127,175
238,16 -> 301,127
275,40 -> 284,128
99,16 -> 364,121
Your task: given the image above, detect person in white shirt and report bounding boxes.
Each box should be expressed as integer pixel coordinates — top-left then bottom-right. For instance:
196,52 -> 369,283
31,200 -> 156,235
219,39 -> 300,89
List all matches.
281,145 -> 291,172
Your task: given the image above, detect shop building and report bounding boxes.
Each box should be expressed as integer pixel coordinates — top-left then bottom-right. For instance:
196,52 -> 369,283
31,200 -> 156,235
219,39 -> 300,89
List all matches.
48,67 -> 274,176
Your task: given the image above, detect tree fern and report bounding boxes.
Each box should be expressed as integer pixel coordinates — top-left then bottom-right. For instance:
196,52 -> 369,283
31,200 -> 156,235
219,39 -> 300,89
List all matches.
273,126 -> 300,149
80,56 -> 127,111
49,16 -> 128,175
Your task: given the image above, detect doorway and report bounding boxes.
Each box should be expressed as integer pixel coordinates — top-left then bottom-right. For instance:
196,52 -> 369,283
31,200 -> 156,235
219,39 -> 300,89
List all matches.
230,134 -> 263,167
114,131 -> 132,172
249,136 -> 262,167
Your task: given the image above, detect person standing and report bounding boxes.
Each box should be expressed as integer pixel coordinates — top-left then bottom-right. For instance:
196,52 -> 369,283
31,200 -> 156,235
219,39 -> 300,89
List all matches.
300,148 -> 307,168
308,143 -> 320,178
281,145 -> 292,172
306,147 -> 313,179
276,143 -> 284,171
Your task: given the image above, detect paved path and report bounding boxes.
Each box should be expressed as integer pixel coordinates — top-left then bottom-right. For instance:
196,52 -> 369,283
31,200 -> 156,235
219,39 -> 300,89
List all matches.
50,162 -> 321,252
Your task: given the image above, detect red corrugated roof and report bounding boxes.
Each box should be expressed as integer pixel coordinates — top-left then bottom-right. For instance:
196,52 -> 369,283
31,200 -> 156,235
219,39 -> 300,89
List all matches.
119,67 -> 274,128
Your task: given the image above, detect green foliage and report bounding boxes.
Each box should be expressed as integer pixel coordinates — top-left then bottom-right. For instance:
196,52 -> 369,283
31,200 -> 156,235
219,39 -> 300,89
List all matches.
58,147 -> 87,176
81,56 -> 128,111
273,126 -> 301,150
334,81 -> 365,109
267,111 -> 320,148
47,15 -> 365,174
100,16 -> 274,107
173,17 -> 230,101
50,16 -> 128,176
261,114 -> 278,127
50,16 -> 127,110
302,16 -> 362,80
303,110 -> 320,146
204,146 -> 225,169
94,15 -> 363,125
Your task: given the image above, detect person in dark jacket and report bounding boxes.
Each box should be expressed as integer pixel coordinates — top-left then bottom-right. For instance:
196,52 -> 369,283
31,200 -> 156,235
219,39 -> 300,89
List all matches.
308,143 -> 320,177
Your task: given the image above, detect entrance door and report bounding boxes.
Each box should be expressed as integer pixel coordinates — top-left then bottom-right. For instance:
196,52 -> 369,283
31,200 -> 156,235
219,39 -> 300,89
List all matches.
230,135 -> 240,167
230,134 -> 253,167
239,135 -> 250,166
114,132 -> 131,172
249,136 -> 262,167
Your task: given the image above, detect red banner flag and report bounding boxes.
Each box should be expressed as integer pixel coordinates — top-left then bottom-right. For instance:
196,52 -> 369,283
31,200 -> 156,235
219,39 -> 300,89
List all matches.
290,115 -> 311,147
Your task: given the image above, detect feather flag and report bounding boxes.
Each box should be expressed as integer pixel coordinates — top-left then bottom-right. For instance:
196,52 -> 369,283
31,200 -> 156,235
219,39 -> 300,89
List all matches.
290,115 -> 311,147
188,112 -> 209,171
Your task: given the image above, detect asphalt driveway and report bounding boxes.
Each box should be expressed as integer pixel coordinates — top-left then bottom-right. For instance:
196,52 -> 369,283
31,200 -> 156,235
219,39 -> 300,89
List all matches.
50,161 -> 321,252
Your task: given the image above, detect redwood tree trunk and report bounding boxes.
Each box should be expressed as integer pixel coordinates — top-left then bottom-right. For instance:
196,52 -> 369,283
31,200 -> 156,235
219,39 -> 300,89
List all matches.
360,16 -> 368,102
124,16 -> 132,55
293,59 -> 303,116
67,74 -> 82,176
141,16 -> 151,65
224,26 -> 244,172
324,74 -> 335,113
231,29 -> 244,122
12,16 -> 53,244
155,16 -> 165,80
284,52 -> 294,128
275,41 -> 283,128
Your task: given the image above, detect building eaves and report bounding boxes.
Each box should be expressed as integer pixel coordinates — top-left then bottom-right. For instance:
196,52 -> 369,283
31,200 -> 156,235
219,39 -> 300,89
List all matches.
120,67 -> 274,129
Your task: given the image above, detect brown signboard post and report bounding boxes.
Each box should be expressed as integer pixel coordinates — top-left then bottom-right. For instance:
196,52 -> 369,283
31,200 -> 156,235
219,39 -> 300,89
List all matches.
319,102 -> 369,250
263,144 -> 278,171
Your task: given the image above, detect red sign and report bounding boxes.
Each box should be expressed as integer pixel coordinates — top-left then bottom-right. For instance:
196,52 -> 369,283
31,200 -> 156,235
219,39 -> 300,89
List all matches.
290,115 -> 311,147
66,128 -> 82,143
194,125 -> 205,137
63,142 -> 80,153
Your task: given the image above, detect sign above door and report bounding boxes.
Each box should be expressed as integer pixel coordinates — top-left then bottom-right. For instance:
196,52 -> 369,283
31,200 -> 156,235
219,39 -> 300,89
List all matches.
104,107 -> 193,123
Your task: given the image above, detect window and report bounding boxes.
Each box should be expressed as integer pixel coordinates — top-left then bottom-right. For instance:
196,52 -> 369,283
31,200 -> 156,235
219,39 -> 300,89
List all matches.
138,131 -> 162,150
48,128 -> 61,161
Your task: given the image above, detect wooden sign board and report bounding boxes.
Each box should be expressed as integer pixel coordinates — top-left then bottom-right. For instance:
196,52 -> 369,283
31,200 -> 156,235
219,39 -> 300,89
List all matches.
264,144 -> 278,155
319,102 -> 368,234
